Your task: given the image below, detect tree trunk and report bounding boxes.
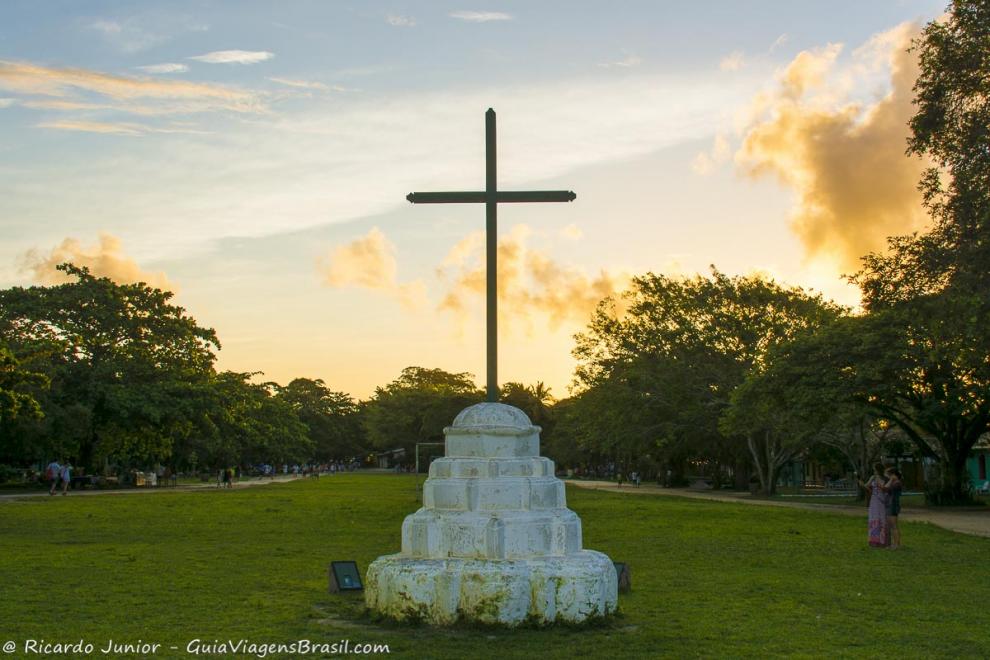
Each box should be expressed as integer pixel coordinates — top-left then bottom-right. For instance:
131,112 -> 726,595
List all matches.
747,434 -> 768,495
746,432 -> 783,496
764,461 -> 778,496
733,458 -> 751,491
763,430 -> 778,496
925,431 -> 976,505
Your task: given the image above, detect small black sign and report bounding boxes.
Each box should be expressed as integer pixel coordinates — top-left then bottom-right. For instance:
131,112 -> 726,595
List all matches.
329,561 -> 363,592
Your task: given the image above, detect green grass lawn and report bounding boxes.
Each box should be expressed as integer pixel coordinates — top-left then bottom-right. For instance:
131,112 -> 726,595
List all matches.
1,474 -> 987,659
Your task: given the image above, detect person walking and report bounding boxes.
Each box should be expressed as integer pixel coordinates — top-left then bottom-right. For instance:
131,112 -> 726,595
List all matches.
884,467 -> 904,549
858,463 -> 890,547
59,462 -> 71,496
46,459 -> 61,495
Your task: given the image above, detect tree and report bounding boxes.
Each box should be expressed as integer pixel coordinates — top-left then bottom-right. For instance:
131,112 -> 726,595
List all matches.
909,0 -> 990,287
0,346 -> 46,426
363,367 -> 483,458
815,414 -> 896,501
0,264 -> 219,468
720,373 -> 813,496
171,372 -> 313,470
0,346 -> 49,465
571,269 -> 842,492
721,323 -> 895,497
543,396 -> 593,469
500,381 -> 555,431
764,311 -> 988,504
278,378 -> 364,460
850,3 -> 990,503
854,304 -> 988,503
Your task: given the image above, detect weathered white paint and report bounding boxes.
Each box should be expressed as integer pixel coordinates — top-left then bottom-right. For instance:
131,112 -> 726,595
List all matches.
366,402 -> 617,625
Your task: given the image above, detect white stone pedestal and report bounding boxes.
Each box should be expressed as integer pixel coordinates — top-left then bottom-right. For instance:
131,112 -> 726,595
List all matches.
365,402 -> 617,625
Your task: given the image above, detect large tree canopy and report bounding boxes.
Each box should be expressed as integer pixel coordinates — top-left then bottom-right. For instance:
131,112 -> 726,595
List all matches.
0,264 -> 220,467
849,1 -> 990,503
571,269 -> 842,492
858,0 -> 990,304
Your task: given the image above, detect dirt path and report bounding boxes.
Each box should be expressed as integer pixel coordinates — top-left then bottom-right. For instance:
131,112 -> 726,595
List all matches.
0,474 -> 311,501
568,480 -> 990,538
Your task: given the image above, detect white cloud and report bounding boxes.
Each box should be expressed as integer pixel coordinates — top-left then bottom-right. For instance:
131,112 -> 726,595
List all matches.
89,20 -> 122,34
136,63 -> 189,74
450,11 -> 512,22
1,67 -> 761,261
386,14 -> 416,27
86,18 -> 165,53
691,133 -> 731,175
770,33 -> 789,53
268,77 -> 328,91
560,224 -> 583,240
85,15 -> 209,54
720,51 -> 745,71
598,53 -> 642,68
0,98 -> 15,108
189,50 -> 274,65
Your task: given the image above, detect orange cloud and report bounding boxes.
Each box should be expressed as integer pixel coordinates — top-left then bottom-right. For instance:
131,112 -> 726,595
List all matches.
317,227 -> 426,310
35,119 -> 209,136
734,24 -> 929,271
438,224 -> 628,330
0,59 -> 265,115
21,234 -> 176,291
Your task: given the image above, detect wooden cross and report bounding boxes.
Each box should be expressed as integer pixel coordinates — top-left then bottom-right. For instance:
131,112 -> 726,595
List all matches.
407,108 -> 576,402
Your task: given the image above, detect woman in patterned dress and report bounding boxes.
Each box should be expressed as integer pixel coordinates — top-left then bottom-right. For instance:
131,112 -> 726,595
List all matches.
858,463 -> 890,547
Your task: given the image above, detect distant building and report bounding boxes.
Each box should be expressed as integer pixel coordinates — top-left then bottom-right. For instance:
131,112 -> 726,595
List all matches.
966,435 -> 989,492
376,448 -> 406,469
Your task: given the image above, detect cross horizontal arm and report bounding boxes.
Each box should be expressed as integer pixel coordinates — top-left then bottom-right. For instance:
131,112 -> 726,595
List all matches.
406,190 -> 576,204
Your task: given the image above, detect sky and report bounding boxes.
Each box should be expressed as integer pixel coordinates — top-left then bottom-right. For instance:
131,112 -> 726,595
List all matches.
0,1 -> 946,400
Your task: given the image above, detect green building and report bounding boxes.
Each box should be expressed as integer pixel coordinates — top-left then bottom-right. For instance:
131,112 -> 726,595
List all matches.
966,435 -> 989,493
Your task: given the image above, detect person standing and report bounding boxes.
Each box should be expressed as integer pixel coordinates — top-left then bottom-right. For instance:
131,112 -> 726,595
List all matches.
858,463 -> 890,547
884,467 -> 904,549
59,462 -> 71,496
47,459 -> 61,495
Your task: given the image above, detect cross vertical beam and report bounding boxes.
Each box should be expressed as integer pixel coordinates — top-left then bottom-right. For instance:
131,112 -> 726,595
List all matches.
485,109 -> 497,401
405,109 -> 576,403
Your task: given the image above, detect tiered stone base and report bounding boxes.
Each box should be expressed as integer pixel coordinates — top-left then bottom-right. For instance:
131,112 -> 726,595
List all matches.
366,551 -> 617,626
365,402 -> 617,626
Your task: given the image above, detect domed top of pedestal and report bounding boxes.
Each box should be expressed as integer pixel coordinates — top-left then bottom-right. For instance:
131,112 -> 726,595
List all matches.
451,402 -> 533,431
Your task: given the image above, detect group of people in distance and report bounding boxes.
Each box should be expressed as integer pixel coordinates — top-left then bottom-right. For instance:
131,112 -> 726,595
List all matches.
45,459 -> 71,496
858,463 -> 904,549
217,467 -> 235,488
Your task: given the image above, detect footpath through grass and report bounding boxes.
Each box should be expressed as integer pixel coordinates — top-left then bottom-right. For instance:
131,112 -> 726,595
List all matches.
0,474 -> 987,659
772,493 -> 988,508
